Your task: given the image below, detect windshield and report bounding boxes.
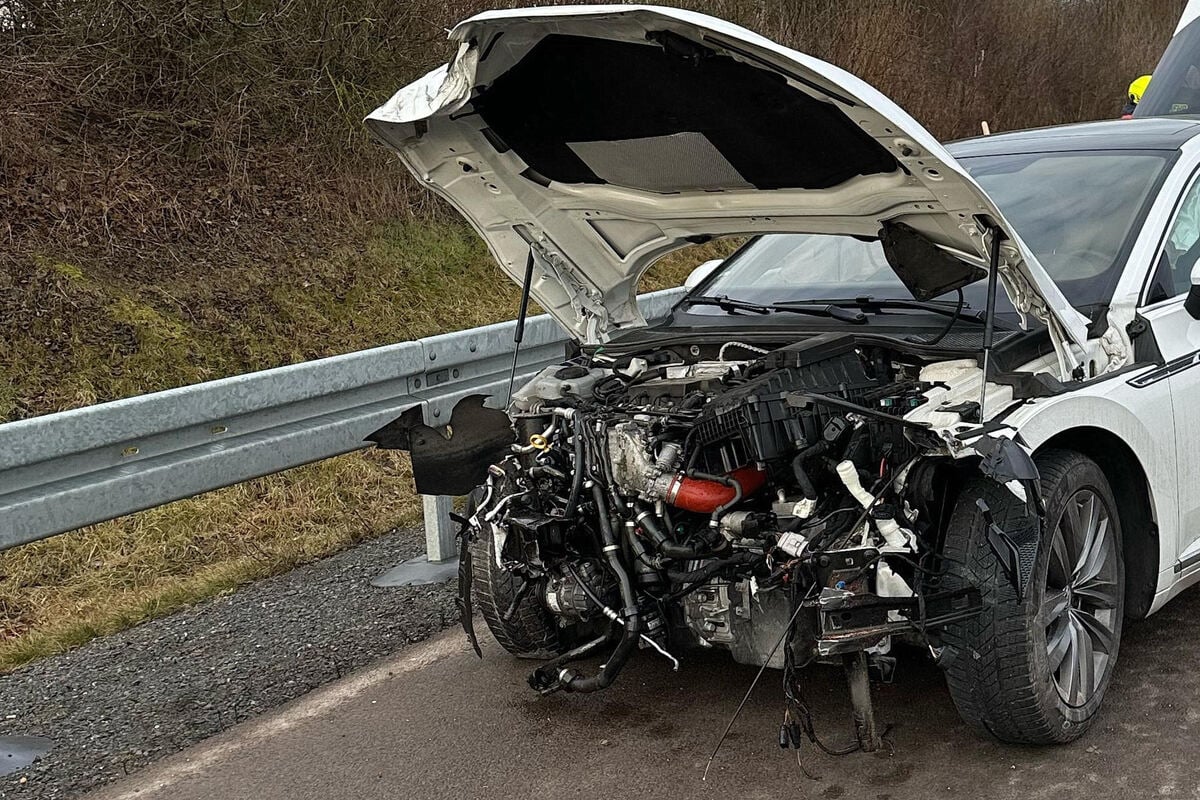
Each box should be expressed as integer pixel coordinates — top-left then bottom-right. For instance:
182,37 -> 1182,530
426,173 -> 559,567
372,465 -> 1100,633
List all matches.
693,150 -> 1168,313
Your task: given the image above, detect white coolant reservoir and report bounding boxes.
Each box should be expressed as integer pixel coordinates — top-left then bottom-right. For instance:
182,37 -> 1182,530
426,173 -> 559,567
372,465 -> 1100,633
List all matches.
876,560 -> 914,624
876,560 -> 914,598
907,359 -> 1014,427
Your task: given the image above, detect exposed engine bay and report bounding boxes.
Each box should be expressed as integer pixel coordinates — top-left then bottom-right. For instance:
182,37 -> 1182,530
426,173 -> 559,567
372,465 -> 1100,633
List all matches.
434,333 -> 1015,752
363,4 -> 1148,752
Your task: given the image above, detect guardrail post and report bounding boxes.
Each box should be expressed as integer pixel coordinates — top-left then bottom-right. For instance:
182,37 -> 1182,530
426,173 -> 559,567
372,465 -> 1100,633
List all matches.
370,494 -> 460,588
423,495 -> 456,563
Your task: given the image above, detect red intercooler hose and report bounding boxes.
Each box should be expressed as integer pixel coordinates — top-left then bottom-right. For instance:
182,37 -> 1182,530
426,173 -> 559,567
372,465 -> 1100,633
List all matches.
667,467 -> 767,514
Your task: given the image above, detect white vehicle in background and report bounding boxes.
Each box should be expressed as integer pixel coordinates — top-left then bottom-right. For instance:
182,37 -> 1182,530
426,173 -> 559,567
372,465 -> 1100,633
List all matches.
365,5 -> 1200,749
1136,0 -> 1200,118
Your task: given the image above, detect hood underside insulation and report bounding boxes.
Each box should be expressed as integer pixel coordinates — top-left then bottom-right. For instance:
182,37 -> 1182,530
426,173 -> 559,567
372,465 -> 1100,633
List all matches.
474,34 -> 898,193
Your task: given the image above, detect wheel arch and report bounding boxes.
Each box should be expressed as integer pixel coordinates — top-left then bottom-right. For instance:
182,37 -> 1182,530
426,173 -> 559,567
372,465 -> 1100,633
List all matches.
1033,427 -> 1158,619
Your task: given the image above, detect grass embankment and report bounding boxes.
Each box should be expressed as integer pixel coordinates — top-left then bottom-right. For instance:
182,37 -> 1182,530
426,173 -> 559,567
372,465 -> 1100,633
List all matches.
0,221 -> 718,671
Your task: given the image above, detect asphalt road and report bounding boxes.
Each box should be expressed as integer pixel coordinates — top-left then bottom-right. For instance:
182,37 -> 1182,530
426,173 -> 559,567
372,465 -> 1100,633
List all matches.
87,585 -> 1200,800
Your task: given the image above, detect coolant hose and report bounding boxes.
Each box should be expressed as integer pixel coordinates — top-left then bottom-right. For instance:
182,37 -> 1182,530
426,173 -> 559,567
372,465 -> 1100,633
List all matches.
635,508 -> 670,548
707,472 -> 744,522
529,624 -> 619,692
637,506 -> 726,560
593,485 -> 638,624
791,441 -> 827,499
562,420 -> 585,520
665,550 -> 760,584
557,486 -> 643,694
626,521 -> 662,588
558,630 -> 641,694
790,441 -> 828,520
835,459 -> 908,550
836,460 -> 876,509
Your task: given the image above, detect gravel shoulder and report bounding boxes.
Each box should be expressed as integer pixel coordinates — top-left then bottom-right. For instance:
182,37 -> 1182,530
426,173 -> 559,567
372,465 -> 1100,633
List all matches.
0,527 -> 457,800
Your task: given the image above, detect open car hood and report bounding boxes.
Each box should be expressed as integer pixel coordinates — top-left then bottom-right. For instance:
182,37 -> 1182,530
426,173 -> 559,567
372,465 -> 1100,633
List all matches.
365,5 -> 1090,355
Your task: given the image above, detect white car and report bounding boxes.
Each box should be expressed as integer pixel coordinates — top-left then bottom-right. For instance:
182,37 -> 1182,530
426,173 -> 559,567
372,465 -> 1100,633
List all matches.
366,5 -> 1200,748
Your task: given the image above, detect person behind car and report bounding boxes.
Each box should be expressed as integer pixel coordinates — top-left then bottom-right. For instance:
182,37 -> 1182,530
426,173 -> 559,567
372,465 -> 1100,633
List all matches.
1122,74 -> 1152,118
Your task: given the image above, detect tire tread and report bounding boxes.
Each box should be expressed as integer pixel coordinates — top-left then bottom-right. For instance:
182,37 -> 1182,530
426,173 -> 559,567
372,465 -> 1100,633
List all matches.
469,528 -> 563,659
941,450 -> 1121,744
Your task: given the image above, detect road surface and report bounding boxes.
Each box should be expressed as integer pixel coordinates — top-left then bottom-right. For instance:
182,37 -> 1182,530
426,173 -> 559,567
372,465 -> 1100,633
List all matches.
88,585 -> 1200,800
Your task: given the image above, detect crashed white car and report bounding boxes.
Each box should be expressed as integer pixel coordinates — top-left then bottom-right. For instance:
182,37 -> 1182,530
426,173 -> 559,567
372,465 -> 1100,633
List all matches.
365,6 -> 1200,748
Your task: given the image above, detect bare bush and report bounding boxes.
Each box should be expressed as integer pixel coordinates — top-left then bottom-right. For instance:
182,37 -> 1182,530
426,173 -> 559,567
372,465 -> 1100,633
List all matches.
0,0 -> 1186,260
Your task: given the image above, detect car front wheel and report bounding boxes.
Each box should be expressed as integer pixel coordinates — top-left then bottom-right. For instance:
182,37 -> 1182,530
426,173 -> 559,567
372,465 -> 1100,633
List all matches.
940,449 -> 1125,744
466,488 -> 565,659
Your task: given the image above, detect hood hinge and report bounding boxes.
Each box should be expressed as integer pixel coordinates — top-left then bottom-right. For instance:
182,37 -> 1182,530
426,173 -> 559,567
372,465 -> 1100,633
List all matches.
996,263 -> 1084,380
522,233 -> 610,342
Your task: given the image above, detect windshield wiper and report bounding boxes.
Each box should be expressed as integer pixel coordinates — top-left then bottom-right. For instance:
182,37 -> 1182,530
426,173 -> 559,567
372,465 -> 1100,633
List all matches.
779,296 -> 991,325
685,295 -> 867,324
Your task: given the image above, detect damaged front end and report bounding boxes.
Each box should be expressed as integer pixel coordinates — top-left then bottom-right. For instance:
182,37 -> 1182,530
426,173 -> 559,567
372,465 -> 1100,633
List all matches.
374,333 -> 1044,752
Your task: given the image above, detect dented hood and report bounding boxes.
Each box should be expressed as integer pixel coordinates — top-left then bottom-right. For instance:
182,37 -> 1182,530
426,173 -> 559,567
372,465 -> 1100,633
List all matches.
365,5 -> 1090,354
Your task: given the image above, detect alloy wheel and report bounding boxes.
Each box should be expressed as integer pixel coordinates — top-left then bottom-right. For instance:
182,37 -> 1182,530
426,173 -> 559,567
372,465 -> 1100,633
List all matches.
1042,488 -> 1120,708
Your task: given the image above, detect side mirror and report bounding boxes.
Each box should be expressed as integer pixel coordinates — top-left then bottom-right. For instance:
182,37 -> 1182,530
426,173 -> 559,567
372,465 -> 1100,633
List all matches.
684,258 -> 723,290
1188,262 -> 1200,320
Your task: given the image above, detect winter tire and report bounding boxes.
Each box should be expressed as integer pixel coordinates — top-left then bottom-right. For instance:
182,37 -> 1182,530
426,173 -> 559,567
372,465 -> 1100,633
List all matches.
941,449 -> 1124,744
466,490 -> 565,659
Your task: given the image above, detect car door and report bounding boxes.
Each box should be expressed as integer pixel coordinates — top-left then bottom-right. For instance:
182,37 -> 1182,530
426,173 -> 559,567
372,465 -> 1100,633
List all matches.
1138,168 -> 1200,571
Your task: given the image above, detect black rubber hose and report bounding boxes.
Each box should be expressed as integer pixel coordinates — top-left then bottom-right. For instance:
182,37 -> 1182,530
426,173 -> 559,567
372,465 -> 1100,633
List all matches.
659,552 -> 764,604
709,472 -> 745,521
665,550 -> 760,584
548,626 -> 619,669
562,420 -> 585,521
807,474 -> 890,553
638,506 -> 725,559
661,540 -> 727,560
559,630 -> 641,693
528,624 -> 620,691
593,485 -> 638,623
557,486 -> 643,694
843,423 -> 867,463
683,469 -> 743,523
635,507 -> 669,547
791,441 -> 827,502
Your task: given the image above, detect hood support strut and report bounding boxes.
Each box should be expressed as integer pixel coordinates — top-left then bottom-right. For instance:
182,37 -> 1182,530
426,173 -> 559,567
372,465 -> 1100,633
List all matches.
507,249 -> 536,404
979,223 -> 1007,418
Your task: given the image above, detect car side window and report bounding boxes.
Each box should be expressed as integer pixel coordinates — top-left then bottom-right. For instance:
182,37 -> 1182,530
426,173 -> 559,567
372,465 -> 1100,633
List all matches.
1155,177 -> 1200,302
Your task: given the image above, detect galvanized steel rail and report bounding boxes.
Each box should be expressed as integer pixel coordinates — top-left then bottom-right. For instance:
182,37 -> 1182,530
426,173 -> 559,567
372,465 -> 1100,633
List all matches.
0,288 -> 684,564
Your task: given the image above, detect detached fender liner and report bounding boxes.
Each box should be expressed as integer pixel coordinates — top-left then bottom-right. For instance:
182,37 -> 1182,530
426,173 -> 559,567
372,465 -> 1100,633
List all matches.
367,395 -> 515,496
970,434 -> 1044,597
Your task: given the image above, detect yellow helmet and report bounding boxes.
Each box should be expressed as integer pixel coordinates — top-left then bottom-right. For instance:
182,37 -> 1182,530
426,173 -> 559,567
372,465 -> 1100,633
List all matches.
1129,74 -> 1152,104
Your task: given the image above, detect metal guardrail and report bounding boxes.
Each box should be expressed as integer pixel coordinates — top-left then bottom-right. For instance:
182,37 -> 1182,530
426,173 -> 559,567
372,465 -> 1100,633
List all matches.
0,288 -> 685,567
